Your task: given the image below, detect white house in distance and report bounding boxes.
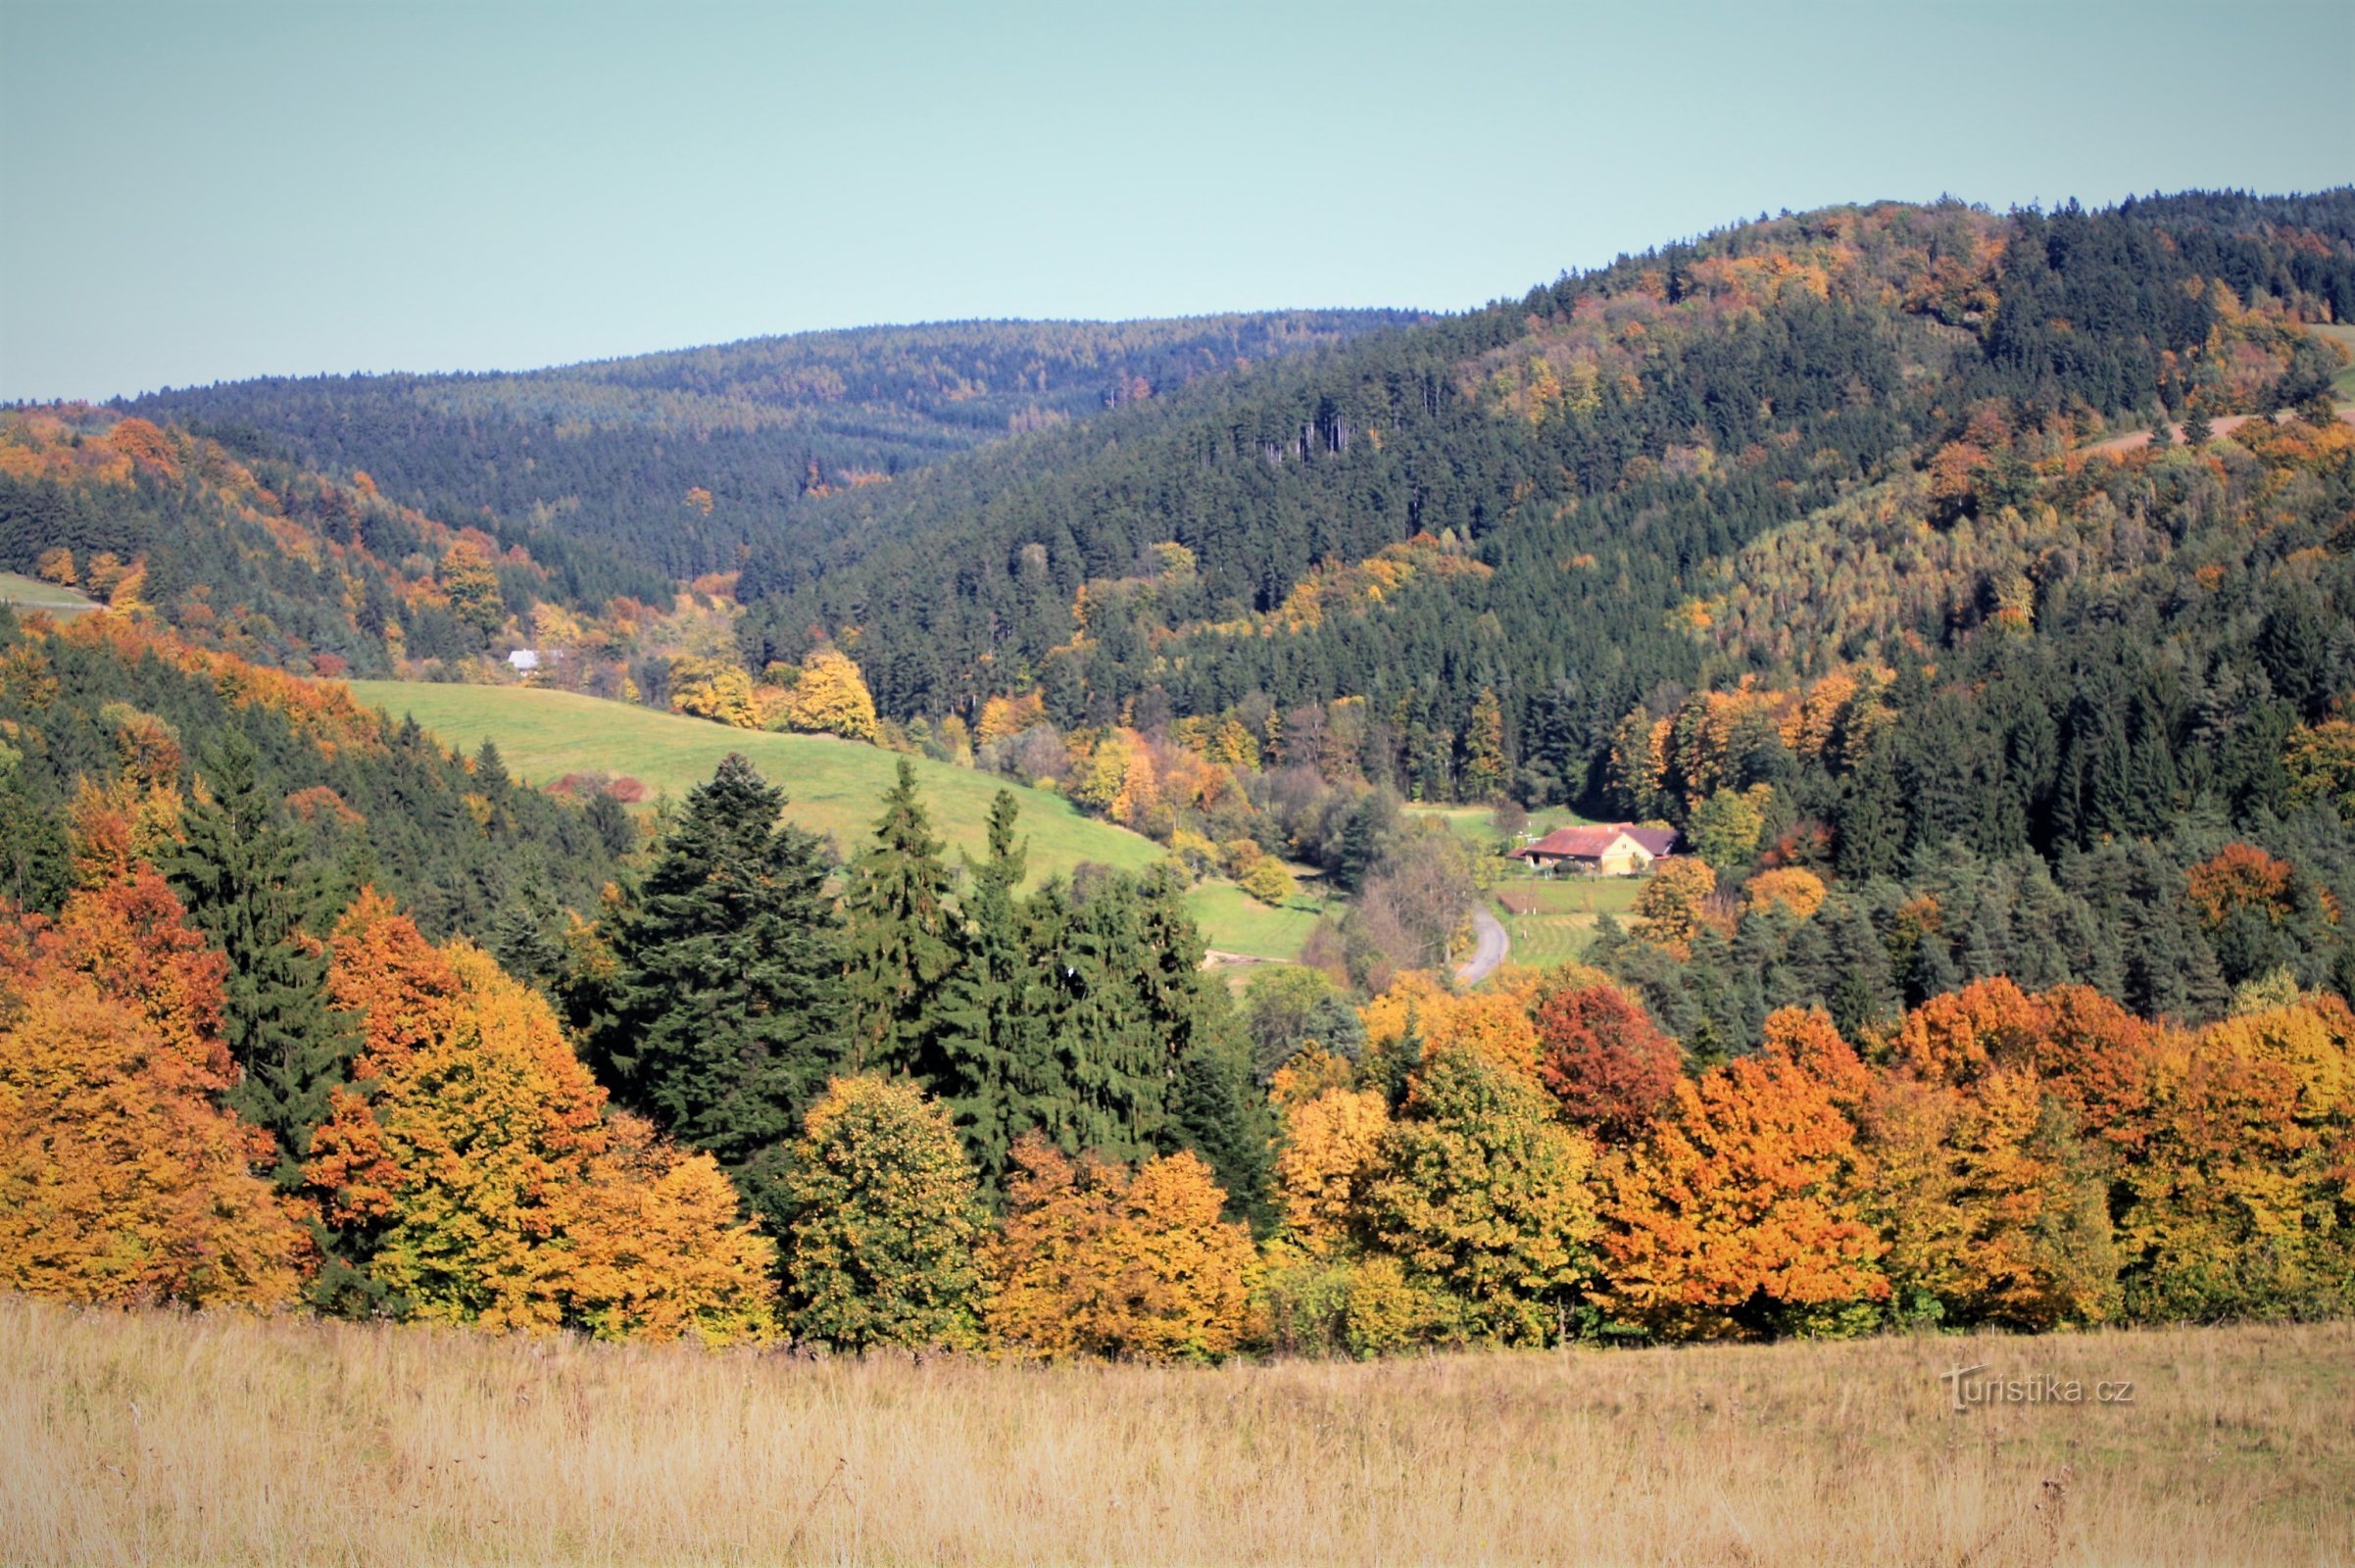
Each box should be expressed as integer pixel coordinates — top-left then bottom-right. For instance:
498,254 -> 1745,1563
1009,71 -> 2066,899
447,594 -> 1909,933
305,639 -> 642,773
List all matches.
1510,823 -> 1681,877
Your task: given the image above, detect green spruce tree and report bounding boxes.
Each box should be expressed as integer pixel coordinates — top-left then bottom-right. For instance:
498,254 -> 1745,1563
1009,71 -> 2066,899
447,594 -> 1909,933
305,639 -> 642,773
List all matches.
936,790 -> 1031,1181
841,760 -> 960,1081
166,732 -> 348,1183
1172,1031 -> 1276,1230
1033,871 -> 1171,1162
590,753 -> 843,1222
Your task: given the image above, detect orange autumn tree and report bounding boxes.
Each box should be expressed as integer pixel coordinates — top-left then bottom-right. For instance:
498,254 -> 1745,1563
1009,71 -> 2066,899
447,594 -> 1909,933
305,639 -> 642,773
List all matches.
0,870 -> 305,1307
556,1111 -> 779,1347
305,890 -> 774,1341
1895,978 -> 2159,1153
1602,1007 -> 1887,1340
1893,975 -> 2056,1086
2184,843 -> 2299,931
984,1135 -> 1258,1361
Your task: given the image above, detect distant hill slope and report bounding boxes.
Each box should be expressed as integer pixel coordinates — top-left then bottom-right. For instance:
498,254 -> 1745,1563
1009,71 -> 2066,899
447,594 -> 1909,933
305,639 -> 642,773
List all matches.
340,679 -> 1314,960
729,192 -> 2355,756
120,313 -> 1421,581
0,405 -> 656,677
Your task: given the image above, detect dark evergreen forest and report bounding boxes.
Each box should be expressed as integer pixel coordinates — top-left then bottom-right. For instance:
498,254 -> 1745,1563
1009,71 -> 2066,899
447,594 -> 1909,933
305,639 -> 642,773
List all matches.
116,313 -> 1418,582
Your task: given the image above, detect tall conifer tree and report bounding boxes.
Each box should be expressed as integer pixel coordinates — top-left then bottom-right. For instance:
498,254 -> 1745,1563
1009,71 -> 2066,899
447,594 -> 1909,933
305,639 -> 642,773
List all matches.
589,753 -> 842,1222
937,790 -> 1030,1180
841,760 -> 960,1080
166,732 -> 347,1182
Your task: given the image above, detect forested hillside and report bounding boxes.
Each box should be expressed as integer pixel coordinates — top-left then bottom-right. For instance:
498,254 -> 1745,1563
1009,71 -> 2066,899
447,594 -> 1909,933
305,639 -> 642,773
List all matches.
735,195 -> 2355,747
7,188 -> 2355,1360
116,313 -> 1417,579
0,405 -> 681,675
0,608 -> 623,935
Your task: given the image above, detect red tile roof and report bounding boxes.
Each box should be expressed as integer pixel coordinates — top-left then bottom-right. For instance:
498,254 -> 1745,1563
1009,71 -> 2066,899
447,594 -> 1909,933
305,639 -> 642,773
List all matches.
1515,825 -> 1636,861
1512,822 -> 1682,862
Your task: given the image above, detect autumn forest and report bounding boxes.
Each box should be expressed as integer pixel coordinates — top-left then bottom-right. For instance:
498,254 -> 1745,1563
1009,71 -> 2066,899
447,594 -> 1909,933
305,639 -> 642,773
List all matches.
6,191 -> 2355,1363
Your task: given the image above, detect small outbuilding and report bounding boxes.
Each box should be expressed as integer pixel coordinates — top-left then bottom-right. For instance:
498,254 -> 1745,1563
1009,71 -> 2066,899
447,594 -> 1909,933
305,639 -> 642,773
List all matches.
1621,825 -> 1682,861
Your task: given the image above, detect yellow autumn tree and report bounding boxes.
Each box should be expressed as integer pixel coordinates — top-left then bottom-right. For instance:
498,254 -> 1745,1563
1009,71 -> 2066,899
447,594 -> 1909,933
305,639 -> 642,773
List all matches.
668,656 -> 760,728
1362,1043 -> 1601,1346
1204,716 -> 1262,768
1274,1085 -> 1393,1251
775,1075 -> 987,1349
1743,866 -> 1827,921
437,537 -> 506,635
1632,858 -> 1718,956
1267,1044 -> 1360,1108
1065,727 -> 1139,814
1359,970 -> 1541,1084
778,647 -> 880,741
2113,998 -> 2355,1321
2282,716 -> 2355,816
1238,855 -> 1298,906
985,1135 -> 1259,1361
975,691 -> 1047,745
1857,1067 -> 2118,1330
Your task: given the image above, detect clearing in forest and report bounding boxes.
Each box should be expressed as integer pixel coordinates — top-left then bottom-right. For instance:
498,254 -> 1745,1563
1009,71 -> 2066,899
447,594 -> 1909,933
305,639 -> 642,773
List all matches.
343,680 -> 1304,960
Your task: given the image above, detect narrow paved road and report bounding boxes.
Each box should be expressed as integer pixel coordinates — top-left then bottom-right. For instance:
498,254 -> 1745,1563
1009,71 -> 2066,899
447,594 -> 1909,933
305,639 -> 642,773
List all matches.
1455,905 -> 1509,987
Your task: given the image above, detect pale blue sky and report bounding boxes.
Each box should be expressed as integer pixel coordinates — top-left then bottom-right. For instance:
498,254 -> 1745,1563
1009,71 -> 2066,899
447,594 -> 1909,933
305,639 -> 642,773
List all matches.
3,0 -> 2349,401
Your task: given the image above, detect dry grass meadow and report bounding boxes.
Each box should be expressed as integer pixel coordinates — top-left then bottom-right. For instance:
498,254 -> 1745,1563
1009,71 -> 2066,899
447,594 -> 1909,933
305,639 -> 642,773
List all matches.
4,1296 -> 2348,1567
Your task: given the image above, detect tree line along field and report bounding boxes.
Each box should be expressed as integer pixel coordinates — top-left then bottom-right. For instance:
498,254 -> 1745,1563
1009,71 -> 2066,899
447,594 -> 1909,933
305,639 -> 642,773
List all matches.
341,678 -> 1311,961
7,1297 -> 2347,1567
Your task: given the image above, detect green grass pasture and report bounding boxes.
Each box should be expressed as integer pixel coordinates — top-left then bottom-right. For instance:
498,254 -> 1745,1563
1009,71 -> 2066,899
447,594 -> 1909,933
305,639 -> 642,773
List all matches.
343,680 -> 1304,958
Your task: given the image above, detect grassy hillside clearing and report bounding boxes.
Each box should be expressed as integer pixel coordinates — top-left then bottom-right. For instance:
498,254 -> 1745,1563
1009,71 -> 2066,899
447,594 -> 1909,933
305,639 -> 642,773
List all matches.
2315,321 -> 2355,400
341,680 -> 1302,959
7,1296 -> 2347,1566
1187,883 -> 1331,971
0,572 -> 97,614
1410,804 -> 1598,857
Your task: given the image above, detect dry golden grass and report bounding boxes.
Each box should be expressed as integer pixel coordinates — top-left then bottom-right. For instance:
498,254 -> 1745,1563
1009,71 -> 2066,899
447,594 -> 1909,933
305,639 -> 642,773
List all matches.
4,1295 -> 2348,1566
